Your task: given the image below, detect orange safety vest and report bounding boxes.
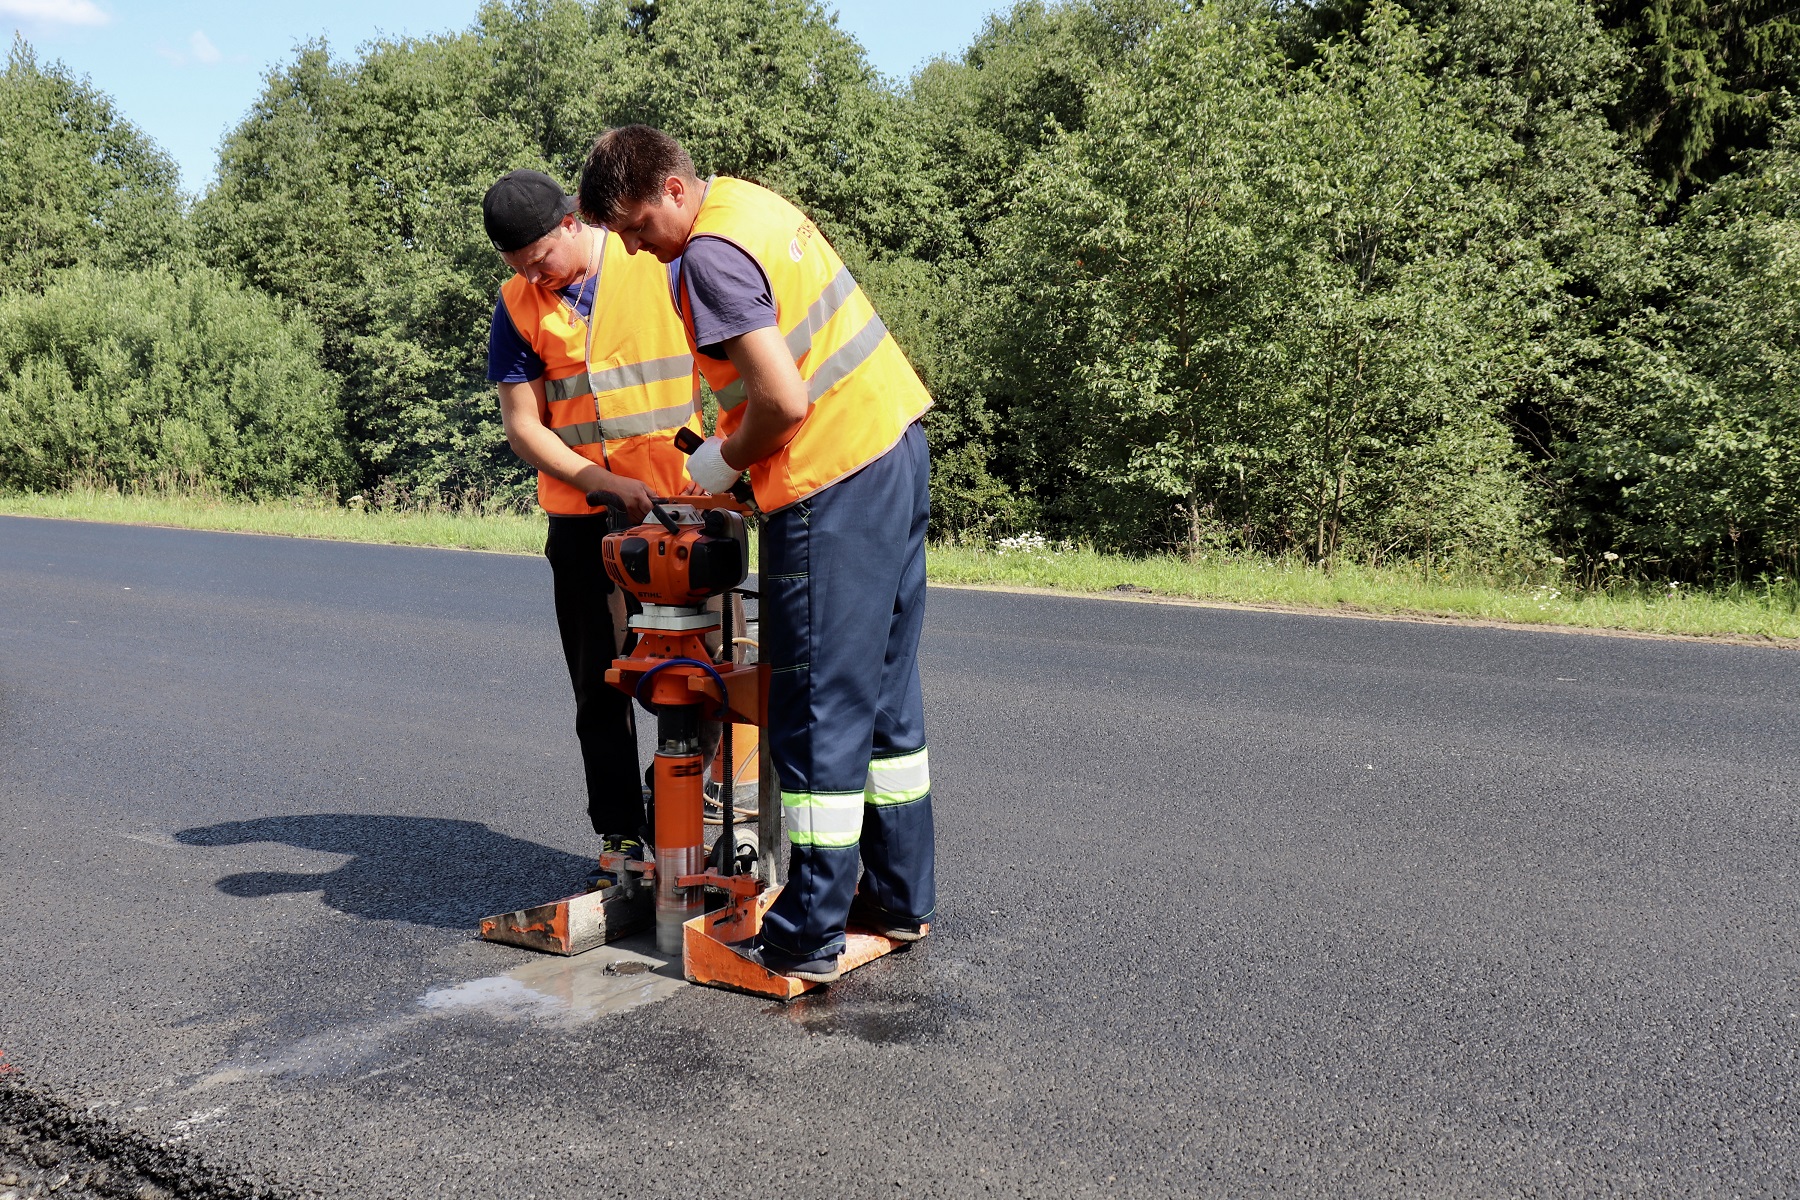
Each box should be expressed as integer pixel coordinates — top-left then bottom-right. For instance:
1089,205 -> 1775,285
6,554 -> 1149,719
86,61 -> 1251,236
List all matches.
500,227 -> 700,514
677,178 -> 933,513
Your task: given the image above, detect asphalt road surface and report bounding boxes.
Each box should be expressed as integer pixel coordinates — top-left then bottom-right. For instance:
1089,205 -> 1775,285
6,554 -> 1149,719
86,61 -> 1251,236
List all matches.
3,515 -> 1798,1198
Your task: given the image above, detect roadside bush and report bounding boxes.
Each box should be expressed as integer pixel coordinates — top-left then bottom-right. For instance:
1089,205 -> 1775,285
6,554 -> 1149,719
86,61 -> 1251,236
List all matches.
0,266 -> 352,496
986,3 -> 1542,561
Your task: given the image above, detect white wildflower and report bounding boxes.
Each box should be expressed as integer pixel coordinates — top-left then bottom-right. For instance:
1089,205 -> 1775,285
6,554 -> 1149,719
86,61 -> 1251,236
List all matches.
994,532 -> 1051,556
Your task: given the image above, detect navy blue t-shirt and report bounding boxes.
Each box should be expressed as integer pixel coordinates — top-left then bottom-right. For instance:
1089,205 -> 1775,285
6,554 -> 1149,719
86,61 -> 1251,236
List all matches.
682,235 -> 778,360
486,277 -> 597,384
486,258 -> 689,383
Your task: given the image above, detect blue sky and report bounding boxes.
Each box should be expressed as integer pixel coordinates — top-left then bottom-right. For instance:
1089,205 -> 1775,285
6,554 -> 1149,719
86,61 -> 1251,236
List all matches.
3,1 -> 1005,194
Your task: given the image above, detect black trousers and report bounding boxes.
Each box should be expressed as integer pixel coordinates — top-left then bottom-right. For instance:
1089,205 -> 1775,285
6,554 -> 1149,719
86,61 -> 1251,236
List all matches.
545,514 -> 644,838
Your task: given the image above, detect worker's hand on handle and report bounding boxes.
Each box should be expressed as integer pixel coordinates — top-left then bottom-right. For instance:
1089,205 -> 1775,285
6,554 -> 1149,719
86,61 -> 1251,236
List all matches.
685,436 -> 744,495
573,465 -> 655,523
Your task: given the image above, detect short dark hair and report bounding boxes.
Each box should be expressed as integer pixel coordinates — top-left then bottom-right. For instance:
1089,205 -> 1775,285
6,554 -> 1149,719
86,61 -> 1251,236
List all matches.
578,125 -> 698,225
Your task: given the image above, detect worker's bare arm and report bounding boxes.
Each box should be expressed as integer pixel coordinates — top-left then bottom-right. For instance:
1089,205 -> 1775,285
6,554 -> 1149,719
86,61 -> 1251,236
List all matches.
497,379 -> 655,521
717,326 -> 808,470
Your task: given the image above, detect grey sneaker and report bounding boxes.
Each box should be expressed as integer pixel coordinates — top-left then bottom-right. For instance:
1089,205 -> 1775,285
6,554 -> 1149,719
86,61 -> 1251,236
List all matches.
741,937 -> 841,983
849,893 -> 930,942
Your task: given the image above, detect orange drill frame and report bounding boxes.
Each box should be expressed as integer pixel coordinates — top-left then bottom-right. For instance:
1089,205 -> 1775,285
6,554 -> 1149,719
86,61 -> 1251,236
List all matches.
602,498 -> 917,999
482,492 -> 917,999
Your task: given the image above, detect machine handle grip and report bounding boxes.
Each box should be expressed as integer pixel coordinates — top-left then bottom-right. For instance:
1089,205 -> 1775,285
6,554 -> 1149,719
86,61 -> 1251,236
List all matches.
585,488 -> 682,535
583,490 -> 638,534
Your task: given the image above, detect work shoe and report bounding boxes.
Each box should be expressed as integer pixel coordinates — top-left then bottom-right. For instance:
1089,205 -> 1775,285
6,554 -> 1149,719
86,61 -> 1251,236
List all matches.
848,893 -> 930,943
585,833 -> 648,891
740,937 -> 841,983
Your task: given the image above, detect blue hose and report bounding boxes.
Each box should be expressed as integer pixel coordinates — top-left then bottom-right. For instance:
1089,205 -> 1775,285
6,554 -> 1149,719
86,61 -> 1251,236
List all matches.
632,656 -> 732,720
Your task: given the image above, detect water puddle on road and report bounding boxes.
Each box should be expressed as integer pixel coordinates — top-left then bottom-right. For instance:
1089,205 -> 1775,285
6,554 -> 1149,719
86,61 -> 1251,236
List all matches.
419,948 -> 683,1026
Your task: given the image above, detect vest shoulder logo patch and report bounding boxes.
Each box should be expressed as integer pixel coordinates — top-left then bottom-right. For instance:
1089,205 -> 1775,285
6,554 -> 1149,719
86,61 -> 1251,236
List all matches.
789,220 -> 816,262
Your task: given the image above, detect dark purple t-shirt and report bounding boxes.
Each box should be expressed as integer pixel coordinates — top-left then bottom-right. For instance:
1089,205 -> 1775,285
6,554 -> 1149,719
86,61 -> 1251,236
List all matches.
681,235 -> 778,359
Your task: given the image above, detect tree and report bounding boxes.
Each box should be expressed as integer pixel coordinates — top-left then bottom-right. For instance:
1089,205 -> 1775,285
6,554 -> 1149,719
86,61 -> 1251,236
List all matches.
893,0 -> 1175,532
1598,0 -> 1800,199
987,2 -> 1542,561
0,37 -> 188,292
1562,108 -> 1800,575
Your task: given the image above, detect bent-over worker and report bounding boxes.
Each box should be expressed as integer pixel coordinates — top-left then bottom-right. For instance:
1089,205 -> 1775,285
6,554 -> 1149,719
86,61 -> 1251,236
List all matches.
482,168 -> 699,886
578,126 -> 937,983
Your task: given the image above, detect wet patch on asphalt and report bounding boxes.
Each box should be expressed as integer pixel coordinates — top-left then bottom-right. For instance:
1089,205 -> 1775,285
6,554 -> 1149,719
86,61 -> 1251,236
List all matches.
192,946 -> 680,1089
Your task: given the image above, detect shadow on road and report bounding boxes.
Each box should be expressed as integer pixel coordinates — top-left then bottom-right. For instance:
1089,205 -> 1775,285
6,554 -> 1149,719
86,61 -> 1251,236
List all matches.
173,815 -> 592,928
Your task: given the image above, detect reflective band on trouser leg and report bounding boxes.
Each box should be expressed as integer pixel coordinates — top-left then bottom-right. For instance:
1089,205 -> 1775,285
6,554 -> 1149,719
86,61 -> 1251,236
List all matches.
783,790 -> 864,847
865,747 -> 929,807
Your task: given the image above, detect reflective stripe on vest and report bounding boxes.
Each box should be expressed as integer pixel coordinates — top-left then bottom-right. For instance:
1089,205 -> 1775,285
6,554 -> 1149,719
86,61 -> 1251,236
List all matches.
552,398 -> 699,447
499,229 -> 697,511
680,177 -> 933,512
714,266 -> 885,415
782,790 -> 864,848
865,747 -> 929,806
546,353 -> 696,408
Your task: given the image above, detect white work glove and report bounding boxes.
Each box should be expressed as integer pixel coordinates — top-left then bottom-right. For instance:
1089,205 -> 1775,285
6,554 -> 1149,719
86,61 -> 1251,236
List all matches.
685,435 -> 743,495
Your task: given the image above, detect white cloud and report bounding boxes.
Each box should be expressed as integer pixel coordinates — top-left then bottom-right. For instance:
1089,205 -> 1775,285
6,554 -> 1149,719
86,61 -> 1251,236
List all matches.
154,29 -> 231,69
0,0 -> 110,26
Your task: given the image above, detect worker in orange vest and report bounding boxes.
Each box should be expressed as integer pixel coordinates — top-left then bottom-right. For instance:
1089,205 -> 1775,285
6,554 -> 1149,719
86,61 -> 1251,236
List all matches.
482,169 -> 701,887
578,128 -> 937,983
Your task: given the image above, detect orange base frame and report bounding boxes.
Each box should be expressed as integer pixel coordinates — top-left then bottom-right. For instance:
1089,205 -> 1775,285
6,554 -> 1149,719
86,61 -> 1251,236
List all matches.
682,886 -> 924,1000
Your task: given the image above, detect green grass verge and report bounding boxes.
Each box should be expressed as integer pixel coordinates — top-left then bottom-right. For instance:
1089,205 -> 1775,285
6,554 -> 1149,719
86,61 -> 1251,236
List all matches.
930,543 -> 1800,642
4,488 -> 1796,643
0,487 -> 548,555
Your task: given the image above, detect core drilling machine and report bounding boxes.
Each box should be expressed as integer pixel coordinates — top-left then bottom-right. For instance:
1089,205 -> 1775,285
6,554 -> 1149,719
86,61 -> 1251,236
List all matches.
480,461 -> 917,999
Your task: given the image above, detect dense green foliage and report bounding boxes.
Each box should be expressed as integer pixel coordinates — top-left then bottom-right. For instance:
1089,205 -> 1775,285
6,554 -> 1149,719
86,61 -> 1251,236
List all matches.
0,38 -> 188,292
1599,0 -> 1800,196
0,266 -> 351,495
1563,110 -> 1800,569
1,0 -> 1795,579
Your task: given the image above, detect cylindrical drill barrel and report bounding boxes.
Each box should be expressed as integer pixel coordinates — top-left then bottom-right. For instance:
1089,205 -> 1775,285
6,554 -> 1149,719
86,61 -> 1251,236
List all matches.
652,706 -> 706,955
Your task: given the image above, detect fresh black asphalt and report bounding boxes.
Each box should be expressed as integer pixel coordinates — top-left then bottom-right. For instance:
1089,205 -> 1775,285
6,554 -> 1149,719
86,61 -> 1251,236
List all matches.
2,514 -> 1797,1198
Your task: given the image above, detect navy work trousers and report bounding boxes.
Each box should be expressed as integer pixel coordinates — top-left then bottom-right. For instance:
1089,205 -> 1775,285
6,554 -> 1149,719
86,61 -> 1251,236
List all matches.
759,421 -> 936,959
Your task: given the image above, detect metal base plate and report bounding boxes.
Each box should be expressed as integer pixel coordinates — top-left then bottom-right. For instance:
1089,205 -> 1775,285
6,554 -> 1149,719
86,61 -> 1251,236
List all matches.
682,886 -> 922,1000
479,883 -> 653,956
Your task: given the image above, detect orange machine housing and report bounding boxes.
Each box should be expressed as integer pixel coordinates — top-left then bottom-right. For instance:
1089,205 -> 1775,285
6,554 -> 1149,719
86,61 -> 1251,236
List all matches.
600,507 -> 747,608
